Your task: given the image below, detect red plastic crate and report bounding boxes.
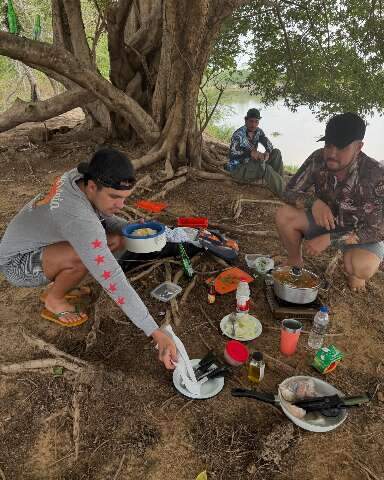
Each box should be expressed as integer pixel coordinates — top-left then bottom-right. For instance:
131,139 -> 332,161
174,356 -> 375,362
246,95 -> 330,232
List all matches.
177,217 -> 208,228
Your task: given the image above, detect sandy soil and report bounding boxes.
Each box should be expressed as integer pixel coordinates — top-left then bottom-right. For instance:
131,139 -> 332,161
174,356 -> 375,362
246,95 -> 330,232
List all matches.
0,114 -> 383,480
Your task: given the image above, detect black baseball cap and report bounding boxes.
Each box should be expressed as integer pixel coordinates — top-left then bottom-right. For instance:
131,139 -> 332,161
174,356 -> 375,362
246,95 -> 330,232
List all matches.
78,147 -> 135,190
318,112 -> 366,149
246,108 -> 261,119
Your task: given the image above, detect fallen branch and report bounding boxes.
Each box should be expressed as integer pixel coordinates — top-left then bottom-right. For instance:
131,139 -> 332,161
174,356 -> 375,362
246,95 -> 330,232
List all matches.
0,89 -> 94,133
0,358 -> 82,374
22,330 -> 88,367
129,174 -> 152,195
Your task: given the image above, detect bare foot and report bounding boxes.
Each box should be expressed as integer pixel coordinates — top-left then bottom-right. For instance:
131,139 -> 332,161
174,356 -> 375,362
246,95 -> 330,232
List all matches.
44,295 -> 80,324
347,275 -> 366,292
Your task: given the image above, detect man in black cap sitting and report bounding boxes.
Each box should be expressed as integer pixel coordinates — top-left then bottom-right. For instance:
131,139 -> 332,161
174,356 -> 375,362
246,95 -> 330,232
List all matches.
225,108 -> 285,196
275,112 -> 384,291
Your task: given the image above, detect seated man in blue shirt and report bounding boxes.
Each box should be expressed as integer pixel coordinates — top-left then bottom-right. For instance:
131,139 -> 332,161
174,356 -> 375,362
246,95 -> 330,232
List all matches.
225,108 -> 285,196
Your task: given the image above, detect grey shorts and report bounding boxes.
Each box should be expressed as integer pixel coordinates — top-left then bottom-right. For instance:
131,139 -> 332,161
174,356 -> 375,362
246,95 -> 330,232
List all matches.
0,248 -> 50,287
304,211 -> 384,260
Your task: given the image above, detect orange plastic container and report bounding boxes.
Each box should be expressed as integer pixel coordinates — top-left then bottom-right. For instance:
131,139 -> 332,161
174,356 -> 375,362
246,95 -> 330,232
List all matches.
135,200 -> 167,213
280,319 -> 302,356
177,217 -> 208,228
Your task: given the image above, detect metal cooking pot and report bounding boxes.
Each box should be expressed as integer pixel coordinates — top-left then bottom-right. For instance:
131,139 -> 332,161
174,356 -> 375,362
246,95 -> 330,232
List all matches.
272,266 -> 321,304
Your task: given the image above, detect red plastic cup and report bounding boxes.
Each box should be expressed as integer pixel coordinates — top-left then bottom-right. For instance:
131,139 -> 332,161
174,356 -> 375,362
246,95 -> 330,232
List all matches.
280,319 -> 303,356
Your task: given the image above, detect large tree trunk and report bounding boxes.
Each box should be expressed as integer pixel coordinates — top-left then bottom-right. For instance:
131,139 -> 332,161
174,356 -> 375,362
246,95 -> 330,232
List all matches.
0,0 -> 249,170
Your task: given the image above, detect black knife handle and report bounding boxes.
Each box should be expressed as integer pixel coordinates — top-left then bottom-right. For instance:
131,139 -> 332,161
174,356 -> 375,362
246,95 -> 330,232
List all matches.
231,388 -> 276,404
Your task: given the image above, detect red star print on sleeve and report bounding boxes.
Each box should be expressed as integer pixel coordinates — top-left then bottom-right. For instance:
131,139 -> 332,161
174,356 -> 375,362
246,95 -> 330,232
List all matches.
94,255 -> 105,265
102,270 -> 111,280
91,239 -> 102,249
116,297 -> 125,305
108,283 -> 117,293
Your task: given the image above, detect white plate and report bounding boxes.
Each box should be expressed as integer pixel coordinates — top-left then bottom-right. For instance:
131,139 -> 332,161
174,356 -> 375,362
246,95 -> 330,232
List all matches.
278,376 -> 348,433
173,358 -> 224,400
220,314 -> 262,341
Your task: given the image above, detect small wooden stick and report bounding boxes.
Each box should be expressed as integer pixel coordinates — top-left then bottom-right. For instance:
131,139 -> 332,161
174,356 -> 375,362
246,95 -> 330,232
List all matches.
0,466 -> 6,480
199,305 -> 218,332
113,452 -> 127,480
85,291 -> 107,351
325,250 -> 342,279
129,259 -> 168,282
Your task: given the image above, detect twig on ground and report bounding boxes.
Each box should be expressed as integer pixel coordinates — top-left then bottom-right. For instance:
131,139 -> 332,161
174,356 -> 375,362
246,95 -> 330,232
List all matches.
263,353 -> 295,375
209,221 -> 276,238
324,250 -> 342,280
174,399 -> 194,417
22,330 -> 88,367
199,305 -> 218,332
198,333 -> 212,351
42,407 -> 69,424
113,452 -> 127,480
160,393 -> 178,410
72,384 -> 84,461
208,253 -> 229,269
0,466 -> 6,480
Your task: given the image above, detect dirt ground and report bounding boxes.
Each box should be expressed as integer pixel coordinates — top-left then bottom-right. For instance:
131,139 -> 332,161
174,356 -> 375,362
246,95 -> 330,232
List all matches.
0,113 -> 383,480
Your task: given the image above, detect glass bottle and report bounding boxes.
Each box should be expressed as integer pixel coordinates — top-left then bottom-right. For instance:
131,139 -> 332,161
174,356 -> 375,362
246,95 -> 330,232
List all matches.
207,283 -> 216,304
247,352 -> 265,384
178,244 -> 194,278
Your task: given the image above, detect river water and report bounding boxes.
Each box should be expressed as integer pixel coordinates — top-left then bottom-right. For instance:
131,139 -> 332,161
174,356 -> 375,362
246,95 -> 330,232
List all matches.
216,93 -> 384,167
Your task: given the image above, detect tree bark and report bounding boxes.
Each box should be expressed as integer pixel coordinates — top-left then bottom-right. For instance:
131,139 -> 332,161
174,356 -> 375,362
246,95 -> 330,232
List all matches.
0,89 -> 94,133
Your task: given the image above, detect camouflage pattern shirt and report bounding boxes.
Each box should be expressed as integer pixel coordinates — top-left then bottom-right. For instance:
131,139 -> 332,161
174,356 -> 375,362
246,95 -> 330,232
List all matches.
282,149 -> 384,245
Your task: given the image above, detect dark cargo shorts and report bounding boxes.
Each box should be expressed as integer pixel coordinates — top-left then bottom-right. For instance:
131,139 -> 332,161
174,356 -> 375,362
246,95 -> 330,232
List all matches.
304,211 -> 384,260
0,248 -> 50,287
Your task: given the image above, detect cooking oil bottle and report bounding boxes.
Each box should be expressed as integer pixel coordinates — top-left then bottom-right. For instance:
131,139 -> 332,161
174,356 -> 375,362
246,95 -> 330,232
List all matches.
247,351 -> 265,384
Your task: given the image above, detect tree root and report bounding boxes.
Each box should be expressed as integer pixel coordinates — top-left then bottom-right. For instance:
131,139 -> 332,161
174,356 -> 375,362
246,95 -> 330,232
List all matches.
22,330 -> 88,367
189,167 -> 231,182
129,174 -> 153,195
150,175 -> 187,200
208,253 -> 230,269
85,291 -> 108,352
72,383 -> 84,461
0,358 -> 82,374
180,275 -> 198,306
165,263 -> 180,326
172,253 -> 203,285
129,259 -> 171,282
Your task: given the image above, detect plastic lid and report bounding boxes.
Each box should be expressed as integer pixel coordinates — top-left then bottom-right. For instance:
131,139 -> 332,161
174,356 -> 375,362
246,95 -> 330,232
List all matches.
225,340 -> 249,363
251,351 -> 263,361
320,306 -> 329,313
239,277 -> 248,282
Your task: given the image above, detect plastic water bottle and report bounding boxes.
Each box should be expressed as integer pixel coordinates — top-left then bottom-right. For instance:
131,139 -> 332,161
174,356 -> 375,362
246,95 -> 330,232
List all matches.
308,306 -> 329,350
236,278 -> 250,316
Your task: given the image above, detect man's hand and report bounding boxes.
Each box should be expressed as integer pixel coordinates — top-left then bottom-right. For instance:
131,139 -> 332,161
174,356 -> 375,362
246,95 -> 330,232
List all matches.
304,234 -> 331,256
263,152 -> 270,161
250,149 -> 263,161
151,329 -> 177,370
312,199 -> 336,230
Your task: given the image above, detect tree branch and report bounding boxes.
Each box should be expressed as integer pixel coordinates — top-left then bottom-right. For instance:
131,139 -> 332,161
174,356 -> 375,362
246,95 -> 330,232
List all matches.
0,89 -> 94,133
0,32 -> 160,144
